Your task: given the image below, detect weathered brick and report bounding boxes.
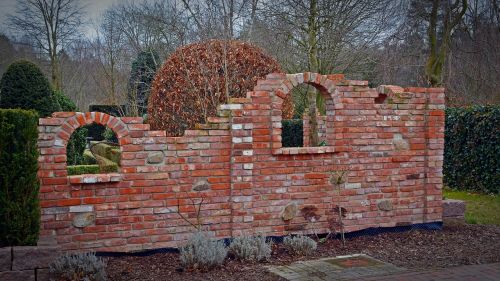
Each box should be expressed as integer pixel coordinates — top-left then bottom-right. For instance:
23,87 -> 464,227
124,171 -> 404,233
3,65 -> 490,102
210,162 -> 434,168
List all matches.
36,71 -> 445,252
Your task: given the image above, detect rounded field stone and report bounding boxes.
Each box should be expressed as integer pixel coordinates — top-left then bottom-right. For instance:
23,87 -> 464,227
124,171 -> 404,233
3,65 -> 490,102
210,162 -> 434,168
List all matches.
72,212 -> 96,228
281,202 -> 298,221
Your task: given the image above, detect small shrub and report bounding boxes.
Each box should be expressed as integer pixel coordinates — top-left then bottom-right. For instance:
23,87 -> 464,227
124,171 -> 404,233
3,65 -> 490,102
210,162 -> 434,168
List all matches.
180,232 -> 228,269
0,109 -> 39,246
50,252 -> 106,281
102,127 -> 117,143
283,235 -> 317,256
229,236 -> 272,261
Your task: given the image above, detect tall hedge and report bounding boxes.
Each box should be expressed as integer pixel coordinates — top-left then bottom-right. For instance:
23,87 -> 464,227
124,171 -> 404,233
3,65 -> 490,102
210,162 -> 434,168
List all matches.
0,60 -> 60,117
444,106 -> 499,194
0,109 -> 40,246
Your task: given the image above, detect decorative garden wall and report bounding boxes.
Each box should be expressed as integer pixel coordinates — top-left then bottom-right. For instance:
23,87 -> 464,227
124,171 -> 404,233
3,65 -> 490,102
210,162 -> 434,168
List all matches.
37,73 -> 446,252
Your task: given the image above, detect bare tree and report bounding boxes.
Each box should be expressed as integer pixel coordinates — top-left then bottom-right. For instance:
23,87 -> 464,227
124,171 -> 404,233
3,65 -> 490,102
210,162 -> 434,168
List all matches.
9,0 -> 85,91
181,0 -> 254,39
258,0 -> 399,145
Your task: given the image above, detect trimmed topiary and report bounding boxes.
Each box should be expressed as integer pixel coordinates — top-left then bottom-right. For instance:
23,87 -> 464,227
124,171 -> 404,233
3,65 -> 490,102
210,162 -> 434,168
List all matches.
148,40 -> 293,136
0,60 -> 60,117
0,109 -> 40,246
128,49 -> 159,116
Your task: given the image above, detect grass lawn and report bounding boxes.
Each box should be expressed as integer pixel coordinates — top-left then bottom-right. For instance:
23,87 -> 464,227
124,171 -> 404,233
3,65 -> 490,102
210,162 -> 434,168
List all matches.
444,189 -> 500,225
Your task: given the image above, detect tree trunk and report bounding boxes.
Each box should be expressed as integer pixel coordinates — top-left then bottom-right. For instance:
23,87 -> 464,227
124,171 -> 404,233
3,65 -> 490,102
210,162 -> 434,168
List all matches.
307,0 -> 320,146
425,0 -> 467,87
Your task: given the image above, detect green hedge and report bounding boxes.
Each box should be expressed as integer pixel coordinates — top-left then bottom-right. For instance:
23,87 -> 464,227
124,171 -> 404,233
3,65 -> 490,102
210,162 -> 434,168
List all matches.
67,165 -> 101,175
444,106 -> 499,194
282,119 -> 303,147
0,109 -> 40,246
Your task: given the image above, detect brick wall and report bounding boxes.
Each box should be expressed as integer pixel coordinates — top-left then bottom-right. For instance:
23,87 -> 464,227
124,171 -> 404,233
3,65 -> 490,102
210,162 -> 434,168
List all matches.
37,72 -> 445,252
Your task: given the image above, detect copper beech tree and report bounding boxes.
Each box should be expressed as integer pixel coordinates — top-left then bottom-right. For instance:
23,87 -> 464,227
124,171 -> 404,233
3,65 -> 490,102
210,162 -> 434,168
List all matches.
148,40 -> 293,136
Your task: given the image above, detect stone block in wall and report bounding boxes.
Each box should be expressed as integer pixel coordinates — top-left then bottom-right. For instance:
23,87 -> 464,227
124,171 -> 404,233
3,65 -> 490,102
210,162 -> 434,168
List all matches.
442,199 -> 466,220
0,247 -> 11,271
12,246 -> 60,270
0,270 -> 35,281
36,268 -> 52,281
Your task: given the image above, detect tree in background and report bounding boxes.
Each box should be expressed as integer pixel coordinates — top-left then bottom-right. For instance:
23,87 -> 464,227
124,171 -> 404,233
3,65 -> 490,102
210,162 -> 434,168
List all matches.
257,0 -> 399,145
424,0 -> 468,86
8,0 -> 85,91
0,60 -> 60,117
128,50 -> 160,116
148,40 -> 293,136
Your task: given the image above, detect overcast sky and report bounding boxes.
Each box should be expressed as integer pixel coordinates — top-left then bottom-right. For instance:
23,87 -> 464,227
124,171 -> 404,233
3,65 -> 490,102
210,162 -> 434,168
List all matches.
0,0 -> 121,36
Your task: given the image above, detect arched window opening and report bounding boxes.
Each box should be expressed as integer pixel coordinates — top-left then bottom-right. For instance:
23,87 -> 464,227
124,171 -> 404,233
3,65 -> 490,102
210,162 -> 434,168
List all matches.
281,83 -> 330,148
66,123 -> 119,176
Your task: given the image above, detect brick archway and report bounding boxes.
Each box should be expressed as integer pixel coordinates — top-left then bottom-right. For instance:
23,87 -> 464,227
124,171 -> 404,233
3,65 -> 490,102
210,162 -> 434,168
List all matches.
53,112 -> 130,167
253,72 -> 343,153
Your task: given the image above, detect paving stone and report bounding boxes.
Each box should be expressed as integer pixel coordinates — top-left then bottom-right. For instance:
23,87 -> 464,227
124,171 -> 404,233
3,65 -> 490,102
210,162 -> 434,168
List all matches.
36,268 -> 52,281
0,247 -> 11,271
267,254 -> 405,281
12,246 -> 60,270
0,270 -> 35,281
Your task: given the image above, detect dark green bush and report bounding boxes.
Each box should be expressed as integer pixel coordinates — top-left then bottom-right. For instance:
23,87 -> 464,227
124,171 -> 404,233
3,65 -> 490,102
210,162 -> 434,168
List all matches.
444,106 -> 499,194
67,165 -> 101,176
0,60 -> 60,117
282,119 -> 303,147
0,109 -> 40,246
128,49 -> 159,116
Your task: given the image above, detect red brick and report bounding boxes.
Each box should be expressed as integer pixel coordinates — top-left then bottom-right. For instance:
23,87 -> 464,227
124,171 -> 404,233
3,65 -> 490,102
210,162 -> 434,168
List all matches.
37,74 -> 445,253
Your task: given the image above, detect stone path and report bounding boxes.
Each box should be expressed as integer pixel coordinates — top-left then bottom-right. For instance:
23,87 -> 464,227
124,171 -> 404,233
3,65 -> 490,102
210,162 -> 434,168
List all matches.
363,262 -> 500,281
267,254 -> 404,281
268,255 -> 500,281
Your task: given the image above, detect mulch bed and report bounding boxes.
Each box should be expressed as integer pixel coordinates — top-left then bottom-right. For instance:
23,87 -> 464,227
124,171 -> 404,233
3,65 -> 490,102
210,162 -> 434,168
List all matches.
106,223 -> 500,281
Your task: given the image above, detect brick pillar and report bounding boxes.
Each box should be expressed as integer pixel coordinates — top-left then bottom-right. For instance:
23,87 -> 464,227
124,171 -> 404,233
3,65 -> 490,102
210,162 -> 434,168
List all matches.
424,88 -> 446,222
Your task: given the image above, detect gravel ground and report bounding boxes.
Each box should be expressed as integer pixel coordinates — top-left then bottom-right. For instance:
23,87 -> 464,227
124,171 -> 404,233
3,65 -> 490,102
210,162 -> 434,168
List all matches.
106,223 -> 500,281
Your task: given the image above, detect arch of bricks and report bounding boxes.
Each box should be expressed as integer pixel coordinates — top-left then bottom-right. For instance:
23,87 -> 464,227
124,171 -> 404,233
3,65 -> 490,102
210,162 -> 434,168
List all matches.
38,72 -> 445,252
